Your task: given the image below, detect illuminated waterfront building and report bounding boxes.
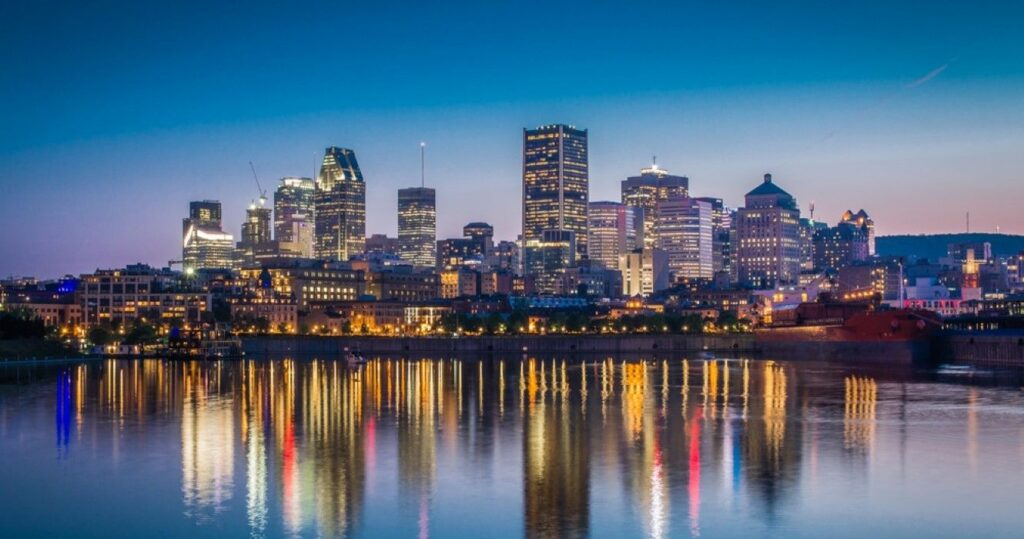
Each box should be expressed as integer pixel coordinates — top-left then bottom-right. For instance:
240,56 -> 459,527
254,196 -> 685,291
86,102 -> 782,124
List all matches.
238,261 -> 365,308
522,124 -> 589,263
182,200 -> 235,271
315,147 -> 366,261
736,174 -> 802,289
619,247 -> 669,297
397,187 -> 436,269
587,201 -> 639,270
79,265 -> 211,326
655,197 -> 713,280
621,162 -> 689,249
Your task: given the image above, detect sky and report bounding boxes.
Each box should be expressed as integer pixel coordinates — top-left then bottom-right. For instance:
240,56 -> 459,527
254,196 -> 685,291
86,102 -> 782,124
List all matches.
1,1 -> 1023,279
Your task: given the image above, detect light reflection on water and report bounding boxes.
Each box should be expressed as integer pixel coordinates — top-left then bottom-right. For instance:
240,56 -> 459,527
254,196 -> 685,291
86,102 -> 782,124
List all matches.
1,357 -> 1023,538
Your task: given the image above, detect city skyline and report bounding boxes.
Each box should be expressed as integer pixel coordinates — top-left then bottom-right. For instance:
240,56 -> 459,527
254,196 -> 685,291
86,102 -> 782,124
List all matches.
3,2 -> 1024,278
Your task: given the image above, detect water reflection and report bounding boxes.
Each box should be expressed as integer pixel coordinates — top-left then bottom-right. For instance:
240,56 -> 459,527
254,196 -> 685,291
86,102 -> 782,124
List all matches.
2,357 -> 1021,537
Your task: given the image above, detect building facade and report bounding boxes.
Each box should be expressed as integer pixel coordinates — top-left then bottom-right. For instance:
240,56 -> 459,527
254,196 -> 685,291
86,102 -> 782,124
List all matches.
735,174 -> 802,289
655,197 -> 713,280
522,124 -> 589,262
315,147 -> 366,261
397,187 -> 437,269
182,200 -> 234,271
621,163 -> 689,250
587,201 -> 639,270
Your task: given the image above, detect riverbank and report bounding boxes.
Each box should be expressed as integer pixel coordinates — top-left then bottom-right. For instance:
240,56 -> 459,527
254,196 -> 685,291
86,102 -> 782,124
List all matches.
242,334 -> 758,358
0,339 -> 83,362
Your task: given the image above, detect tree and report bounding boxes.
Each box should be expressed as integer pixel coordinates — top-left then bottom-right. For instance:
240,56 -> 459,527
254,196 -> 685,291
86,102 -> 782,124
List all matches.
124,324 -> 158,345
277,322 -> 289,334
87,326 -> 113,346
254,317 -> 271,334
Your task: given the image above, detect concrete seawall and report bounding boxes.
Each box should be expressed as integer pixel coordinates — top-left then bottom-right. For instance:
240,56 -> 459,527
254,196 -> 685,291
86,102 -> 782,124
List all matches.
242,334 -> 758,358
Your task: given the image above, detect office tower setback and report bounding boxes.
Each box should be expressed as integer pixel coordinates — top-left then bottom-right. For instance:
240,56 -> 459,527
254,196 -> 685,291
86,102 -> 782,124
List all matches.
621,162 -> 689,249
587,201 -> 639,270
736,174 -> 802,288
315,147 -> 366,261
182,200 -> 234,271
812,215 -> 869,272
397,187 -> 437,268
522,124 -> 589,263
655,197 -> 713,280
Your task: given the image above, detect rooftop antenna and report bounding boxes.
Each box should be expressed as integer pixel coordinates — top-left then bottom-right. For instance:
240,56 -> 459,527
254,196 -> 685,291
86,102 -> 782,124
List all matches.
420,141 -> 426,188
249,161 -> 267,206
652,154 -> 657,169
809,200 -> 815,221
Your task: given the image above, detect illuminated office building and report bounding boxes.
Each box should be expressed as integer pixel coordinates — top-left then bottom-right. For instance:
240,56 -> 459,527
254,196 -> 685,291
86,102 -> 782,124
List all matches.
522,124 -> 589,262
841,209 -> 876,256
315,147 -> 366,261
182,200 -> 235,271
736,174 -> 802,288
621,162 -> 689,249
655,197 -> 713,280
619,247 -> 669,297
397,187 -> 436,269
274,177 -> 315,242
236,204 -> 273,267
587,201 -> 639,270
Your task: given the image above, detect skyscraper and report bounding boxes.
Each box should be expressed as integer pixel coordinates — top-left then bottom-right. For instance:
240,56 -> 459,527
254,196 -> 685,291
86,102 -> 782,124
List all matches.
655,197 -> 713,280
736,174 -> 802,288
236,204 -> 272,267
274,177 -> 315,243
587,201 -> 639,270
397,187 -> 436,268
522,124 -> 589,264
621,162 -> 689,249
314,147 -> 365,261
182,200 -> 234,271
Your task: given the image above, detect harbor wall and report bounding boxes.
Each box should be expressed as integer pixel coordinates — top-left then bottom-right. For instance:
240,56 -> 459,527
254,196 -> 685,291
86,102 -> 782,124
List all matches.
242,334 -> 758,358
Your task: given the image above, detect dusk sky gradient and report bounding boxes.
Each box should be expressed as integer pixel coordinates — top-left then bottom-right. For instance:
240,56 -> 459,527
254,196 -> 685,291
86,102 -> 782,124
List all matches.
2,1 -> 1023,278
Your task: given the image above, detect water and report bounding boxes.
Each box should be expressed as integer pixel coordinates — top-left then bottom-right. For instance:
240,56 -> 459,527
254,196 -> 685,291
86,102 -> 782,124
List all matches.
1,357 -> 1023,538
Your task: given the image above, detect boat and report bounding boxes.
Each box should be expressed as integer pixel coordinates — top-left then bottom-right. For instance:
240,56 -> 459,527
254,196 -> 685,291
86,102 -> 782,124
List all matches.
345,351 -> 367,366
755,303 -> 943,363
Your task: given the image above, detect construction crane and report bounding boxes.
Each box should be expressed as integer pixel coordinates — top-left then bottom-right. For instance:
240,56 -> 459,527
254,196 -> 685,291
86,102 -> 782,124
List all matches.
249,161 -> 268,207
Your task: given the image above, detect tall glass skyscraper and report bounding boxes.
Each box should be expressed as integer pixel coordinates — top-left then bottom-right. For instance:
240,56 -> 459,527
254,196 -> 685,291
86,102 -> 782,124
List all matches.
655,196 -> 713,280
182,200 -> 234,271
522,124 -> 589,276
315,147 -> 365,261
274,177 -> 314,242
621,163 -> 689,249
397,187 -> 436,269
586,201 -> 639,270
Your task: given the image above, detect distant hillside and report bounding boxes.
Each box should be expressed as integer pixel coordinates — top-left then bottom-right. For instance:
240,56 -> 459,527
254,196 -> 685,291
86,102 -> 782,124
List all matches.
877,233 -> 1024,261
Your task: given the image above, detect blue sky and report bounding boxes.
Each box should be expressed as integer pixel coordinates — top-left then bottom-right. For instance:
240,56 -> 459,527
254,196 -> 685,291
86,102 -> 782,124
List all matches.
2,1 -> 1022,278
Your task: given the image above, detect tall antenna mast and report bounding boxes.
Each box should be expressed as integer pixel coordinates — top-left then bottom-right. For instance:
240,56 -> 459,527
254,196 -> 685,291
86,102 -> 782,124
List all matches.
420,141 -> 426,188
809,200 -> 815,221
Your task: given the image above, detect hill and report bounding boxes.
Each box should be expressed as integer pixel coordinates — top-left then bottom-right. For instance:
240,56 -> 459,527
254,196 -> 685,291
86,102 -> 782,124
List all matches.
877,233 -> 1024,261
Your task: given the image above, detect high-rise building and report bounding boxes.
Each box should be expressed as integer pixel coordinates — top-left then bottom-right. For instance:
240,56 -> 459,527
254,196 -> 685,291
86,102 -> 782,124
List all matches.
621,162 -> 689,249
587,201 -> 639,270
397,187 -> 436,268
463,222 -> 495,257
655,197 -> 713,280
736,174 -> 802,288
523,230 -> 577,295
522,124 -> 589,263
841,209 -> 876,256
315,147 -> 366,261
619,248 -> 669,297
274,177 -> 315,243
694,197 -> 732,277
812,218 -> 869,272
236,204 -> 273,267
182,200 -> 234,271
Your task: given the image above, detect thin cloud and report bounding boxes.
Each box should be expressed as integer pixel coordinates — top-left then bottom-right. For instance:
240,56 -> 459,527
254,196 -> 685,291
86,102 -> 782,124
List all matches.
905,61 -> 952,89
